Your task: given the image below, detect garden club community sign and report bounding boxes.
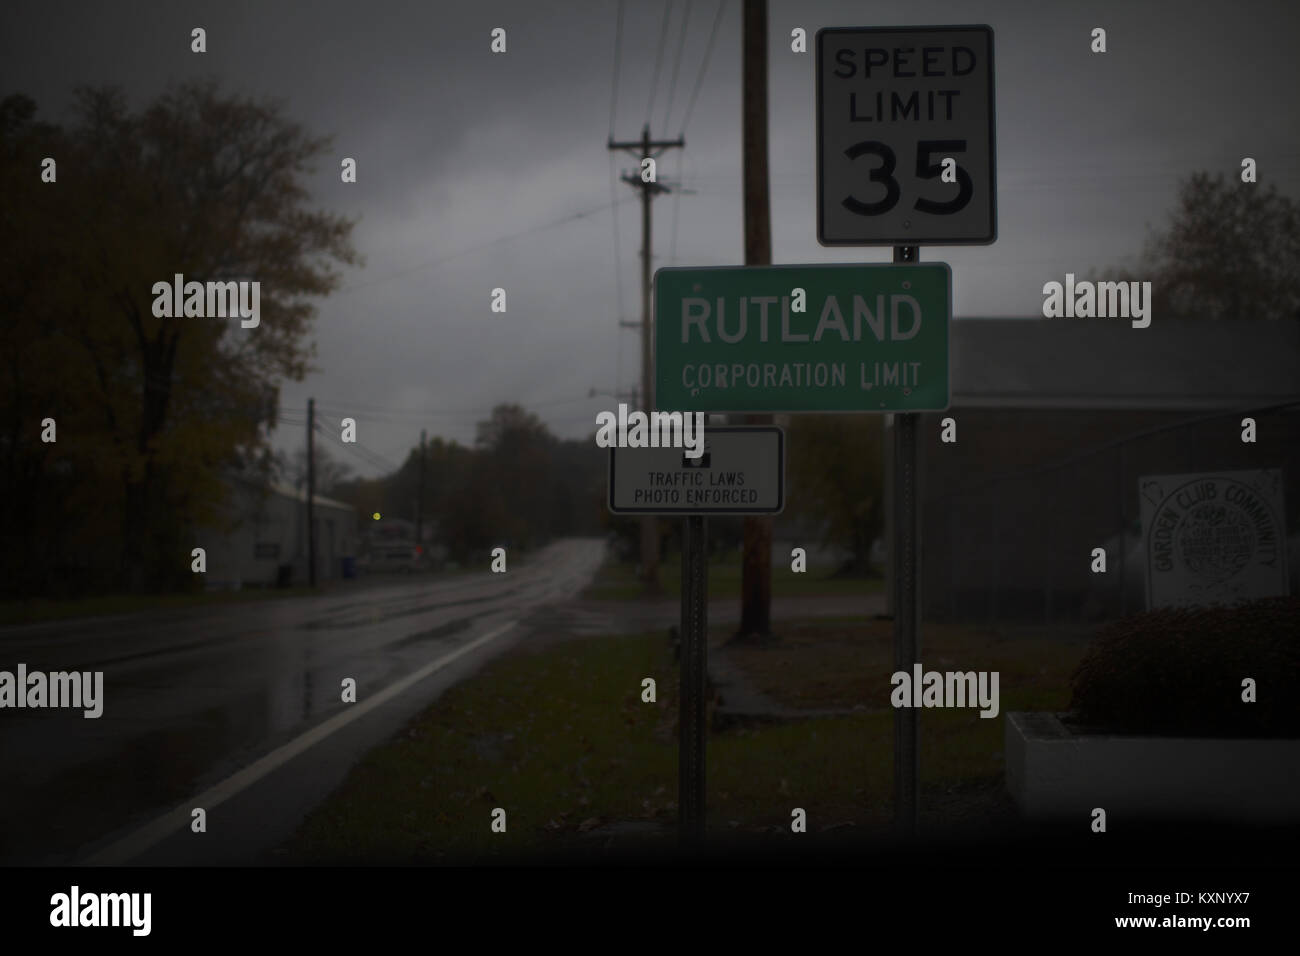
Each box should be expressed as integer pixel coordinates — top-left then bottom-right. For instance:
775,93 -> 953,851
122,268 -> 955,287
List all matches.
1139,469 -> 1289,610
653,263 -> 951,413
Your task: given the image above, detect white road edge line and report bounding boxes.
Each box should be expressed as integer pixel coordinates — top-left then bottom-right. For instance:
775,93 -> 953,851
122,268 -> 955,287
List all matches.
81,618 -> 519,866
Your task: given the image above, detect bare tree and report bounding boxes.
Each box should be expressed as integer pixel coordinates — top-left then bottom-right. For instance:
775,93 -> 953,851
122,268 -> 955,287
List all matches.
1105,172 -> 1300,320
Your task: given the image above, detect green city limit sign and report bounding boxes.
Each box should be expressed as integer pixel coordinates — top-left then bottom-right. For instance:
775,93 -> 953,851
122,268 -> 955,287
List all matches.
654,262 -> 951,413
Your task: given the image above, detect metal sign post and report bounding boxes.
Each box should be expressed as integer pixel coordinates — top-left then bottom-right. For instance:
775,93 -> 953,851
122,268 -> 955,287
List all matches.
606,428 -> 785,846
813,22 -> 988,841
679,514 -> 708,846
892,244 -> 921,837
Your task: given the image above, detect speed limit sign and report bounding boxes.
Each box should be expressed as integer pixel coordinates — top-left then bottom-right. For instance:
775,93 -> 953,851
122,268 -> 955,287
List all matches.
816,25 -> 996,245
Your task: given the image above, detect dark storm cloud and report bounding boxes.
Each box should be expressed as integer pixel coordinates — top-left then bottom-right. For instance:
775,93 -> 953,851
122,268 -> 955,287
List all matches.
2,0 -> 1297,470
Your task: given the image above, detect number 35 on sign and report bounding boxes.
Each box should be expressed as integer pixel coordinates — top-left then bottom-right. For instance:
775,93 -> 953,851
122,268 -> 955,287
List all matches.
817,25 -> 996,246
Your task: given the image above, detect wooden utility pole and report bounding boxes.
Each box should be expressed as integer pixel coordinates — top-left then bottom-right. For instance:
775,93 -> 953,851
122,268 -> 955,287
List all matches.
415,428 -> 427,554
737,0 -> 773,639
608,124 -> 684,589
306,397 -> 317,588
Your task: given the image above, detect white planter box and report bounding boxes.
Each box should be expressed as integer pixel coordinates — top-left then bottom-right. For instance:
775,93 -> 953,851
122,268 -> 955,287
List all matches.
1005,711 -> 1300,823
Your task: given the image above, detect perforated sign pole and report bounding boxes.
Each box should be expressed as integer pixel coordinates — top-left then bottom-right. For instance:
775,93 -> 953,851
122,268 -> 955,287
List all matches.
679,514 -> 708,847
814,23 -> 986,839
606,431 -> 782,848
892,242 -> 921,839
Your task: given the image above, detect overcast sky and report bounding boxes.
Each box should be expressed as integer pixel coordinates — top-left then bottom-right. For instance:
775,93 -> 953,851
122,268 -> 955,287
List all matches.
3,0 -> 1298,474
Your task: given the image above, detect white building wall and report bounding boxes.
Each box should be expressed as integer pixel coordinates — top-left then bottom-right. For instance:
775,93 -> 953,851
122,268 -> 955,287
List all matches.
197,480 -> 356,588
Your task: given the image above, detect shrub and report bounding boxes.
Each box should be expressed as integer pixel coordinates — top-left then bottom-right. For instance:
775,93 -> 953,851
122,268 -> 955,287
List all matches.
1068,596 -> 1300,737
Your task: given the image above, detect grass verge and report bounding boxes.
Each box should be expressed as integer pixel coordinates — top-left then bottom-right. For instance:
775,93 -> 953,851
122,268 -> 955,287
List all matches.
279,615 -> 1071,863
280,629 -> 677,863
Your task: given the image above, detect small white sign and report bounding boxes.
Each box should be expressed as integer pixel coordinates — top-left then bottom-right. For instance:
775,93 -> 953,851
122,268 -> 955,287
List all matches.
1139,469 -> 1289,610
608,427 -> 784,515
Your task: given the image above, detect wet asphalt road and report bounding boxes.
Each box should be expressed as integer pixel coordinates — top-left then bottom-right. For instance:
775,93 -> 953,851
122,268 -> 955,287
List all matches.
0,538 -> 607,865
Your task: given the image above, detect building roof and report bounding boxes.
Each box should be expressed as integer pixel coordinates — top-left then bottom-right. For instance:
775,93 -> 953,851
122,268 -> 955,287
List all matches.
950,317 -> 1300,410
268,481 -> 355,513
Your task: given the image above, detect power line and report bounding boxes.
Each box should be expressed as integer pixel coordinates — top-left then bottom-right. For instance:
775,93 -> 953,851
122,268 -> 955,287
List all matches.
317,411 -> 466,428
313,393 -> 598,419
334,196 -> 633,297
608,2 -> 629,335
661,0 -> 693,131
672,161 -> 1300,182
314,420 -> 400,475
645,1 -> 674,127
315,424 -> 394,473
678,0 -> 726,136
677,168 -> 1275,196
289,392 -> 618,476
608,0 -> 624,138
615,317 -> 624,400
312,417 -> 397,467
308,397 -> 604,434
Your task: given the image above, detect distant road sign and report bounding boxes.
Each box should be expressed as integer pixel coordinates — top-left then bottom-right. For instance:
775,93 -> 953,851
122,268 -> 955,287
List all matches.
654,263 -> 950,413
608,427 -> 784,515
817,25 -> 996,245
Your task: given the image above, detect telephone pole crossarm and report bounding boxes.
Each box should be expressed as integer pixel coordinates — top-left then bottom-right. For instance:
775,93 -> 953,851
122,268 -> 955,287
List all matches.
620,172 -> 670,195
608,136 -> 685,156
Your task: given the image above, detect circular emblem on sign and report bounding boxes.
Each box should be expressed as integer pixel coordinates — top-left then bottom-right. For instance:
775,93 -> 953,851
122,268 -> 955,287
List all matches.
1174,501 -> 1253,585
